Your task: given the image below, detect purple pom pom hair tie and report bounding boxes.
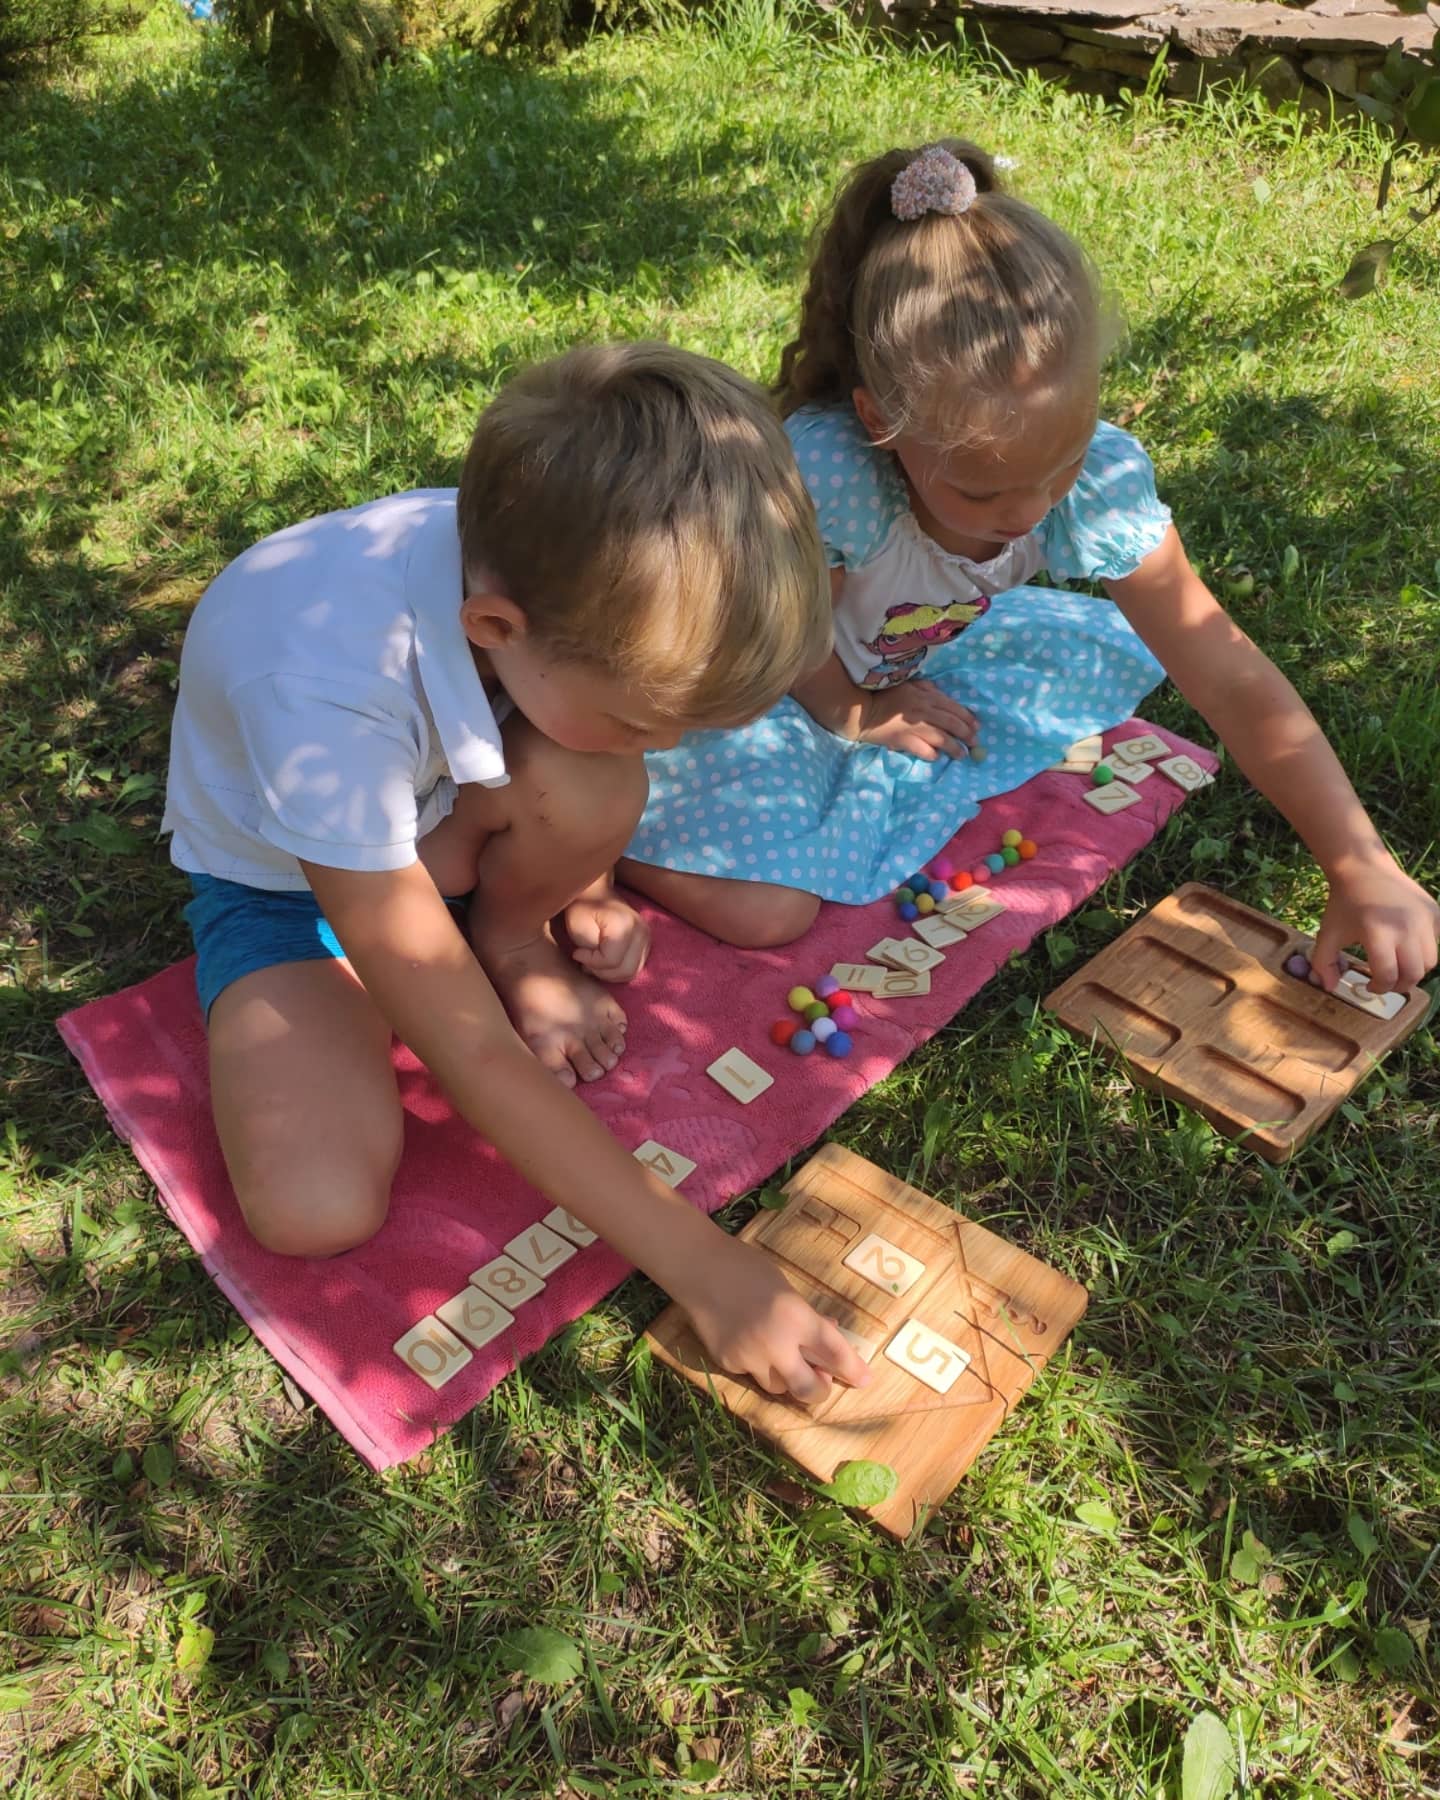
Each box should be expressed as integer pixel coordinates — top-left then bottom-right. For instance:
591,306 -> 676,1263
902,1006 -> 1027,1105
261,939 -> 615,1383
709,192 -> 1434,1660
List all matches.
890,145 -> 979,222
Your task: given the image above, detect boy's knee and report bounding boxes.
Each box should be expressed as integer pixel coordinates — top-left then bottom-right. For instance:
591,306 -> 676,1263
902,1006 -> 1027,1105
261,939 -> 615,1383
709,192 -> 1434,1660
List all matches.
709,886 -> 820,949
506,719 -> 648,846
235,1137 -> 399,1259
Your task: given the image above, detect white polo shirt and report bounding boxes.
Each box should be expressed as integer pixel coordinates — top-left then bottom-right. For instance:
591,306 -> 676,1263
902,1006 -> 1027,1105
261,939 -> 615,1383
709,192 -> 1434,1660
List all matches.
162,490 -> 509,892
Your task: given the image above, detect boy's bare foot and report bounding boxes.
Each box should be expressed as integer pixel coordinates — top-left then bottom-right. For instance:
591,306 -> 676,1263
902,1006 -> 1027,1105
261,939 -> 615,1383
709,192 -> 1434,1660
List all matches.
476,930 -> 628,1088
563,887 -> 651,983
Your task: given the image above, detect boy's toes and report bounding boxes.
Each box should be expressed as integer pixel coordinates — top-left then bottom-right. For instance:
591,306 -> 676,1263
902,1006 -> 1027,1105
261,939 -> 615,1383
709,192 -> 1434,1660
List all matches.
533,1038 -> 579,1089
567,1034 -> 611,1084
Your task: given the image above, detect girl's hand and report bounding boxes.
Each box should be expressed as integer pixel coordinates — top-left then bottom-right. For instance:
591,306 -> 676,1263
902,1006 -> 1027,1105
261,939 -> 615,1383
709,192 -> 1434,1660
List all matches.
680,1237 -> 872,1407
1312,855 -> 1440,994
859,680 -> 979,761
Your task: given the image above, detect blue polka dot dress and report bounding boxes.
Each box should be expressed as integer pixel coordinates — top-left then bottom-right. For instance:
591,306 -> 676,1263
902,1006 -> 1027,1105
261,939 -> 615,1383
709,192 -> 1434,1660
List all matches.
626,408 -> 1171,904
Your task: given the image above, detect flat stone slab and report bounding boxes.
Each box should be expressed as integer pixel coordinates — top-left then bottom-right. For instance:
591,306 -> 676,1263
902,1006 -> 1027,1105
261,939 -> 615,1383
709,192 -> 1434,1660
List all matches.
960,0 -> 1437,57
961,0 -> 1154,20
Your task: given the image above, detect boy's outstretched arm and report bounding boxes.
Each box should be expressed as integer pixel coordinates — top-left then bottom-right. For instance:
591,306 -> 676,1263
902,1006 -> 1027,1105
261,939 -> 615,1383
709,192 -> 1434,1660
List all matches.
301,859 -> 871,1405
1108,526 -> 1440,993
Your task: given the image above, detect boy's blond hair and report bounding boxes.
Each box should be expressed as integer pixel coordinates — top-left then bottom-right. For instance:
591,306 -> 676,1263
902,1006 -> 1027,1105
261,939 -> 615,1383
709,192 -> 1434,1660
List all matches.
458,343 -> 832,726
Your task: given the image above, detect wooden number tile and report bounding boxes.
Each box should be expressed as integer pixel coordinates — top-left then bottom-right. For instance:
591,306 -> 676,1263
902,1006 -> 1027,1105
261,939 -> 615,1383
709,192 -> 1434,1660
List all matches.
542,1206 -> 598,1247
633,1140 -> 697,1187
1084,781 -> 1143,814
1334,969 -> 1407,1021
939,884 -> 992,917
876,968 -> 931,998
1116,758 -> 1155,783
869,936 -> 945,972
829,962 -> 889,993
842,1232 -> 927,1297
912,914 -> 967,949
706,1048 -> 775,1104
1067,733 -> 1104,762
1051,758 -> 1102,775
437,1286 -> 515,1352
1156,754 -> 1212,792
393,1316 -> 473,1389
469,1254 -> 546,1308
506,1222 -> 578,1278
1111,733 -> 1170,763
883,1318 -> 973,1395
946,895 -> 1006,930
834,1323 -> 882,1363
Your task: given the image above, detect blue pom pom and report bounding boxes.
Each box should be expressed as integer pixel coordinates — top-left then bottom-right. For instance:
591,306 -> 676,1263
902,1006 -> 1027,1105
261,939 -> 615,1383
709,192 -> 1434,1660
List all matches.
897,902 -> 919,921
927,880 -> 948,902
825,1031 -> 853,1059
985,853 -> 1007,875
789,1029 -> 817,1056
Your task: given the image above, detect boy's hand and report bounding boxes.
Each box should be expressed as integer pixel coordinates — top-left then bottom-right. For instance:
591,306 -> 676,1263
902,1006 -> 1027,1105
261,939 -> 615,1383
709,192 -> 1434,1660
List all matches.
565,887 -> 651,983
680,1238 -> 873,1406
859,681 -> 979,762
1313,856 -> 1440,994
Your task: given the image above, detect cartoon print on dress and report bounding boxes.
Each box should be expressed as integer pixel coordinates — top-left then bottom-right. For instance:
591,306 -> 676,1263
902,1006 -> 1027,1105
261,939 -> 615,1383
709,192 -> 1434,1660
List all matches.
858,596 -> 990,689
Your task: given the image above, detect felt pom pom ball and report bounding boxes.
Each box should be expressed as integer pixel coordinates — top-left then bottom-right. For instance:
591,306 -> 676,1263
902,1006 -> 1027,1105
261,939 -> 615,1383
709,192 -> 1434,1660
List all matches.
895,886 -> 915,905
770,1018 -> 799,1047
827,990 -> 852,1011
1093,763 -> 1115,786
789,1029 -> 817,1056
930,856 -> 954,880
1001,829 -> 1023,850
969,744 -> 987,763
787,985 -> 815,1012
985,853 -> 1006,876
1018,839 -> 1038,859
831,1003 -> 858,1030
949,870 -> 973,892
825,1031 -> 853,1058
804,1000 -> 830,1023
1001,846 -> 1020,867
971,863 -> 992,884
811,1016 -> 838,1043
815,975 -> 840,998
898,901 -> 919,921
916,893 -> 936,915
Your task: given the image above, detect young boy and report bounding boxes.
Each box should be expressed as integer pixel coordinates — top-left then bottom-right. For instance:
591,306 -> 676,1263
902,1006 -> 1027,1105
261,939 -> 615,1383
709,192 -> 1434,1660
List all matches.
162,342 -> 870,1407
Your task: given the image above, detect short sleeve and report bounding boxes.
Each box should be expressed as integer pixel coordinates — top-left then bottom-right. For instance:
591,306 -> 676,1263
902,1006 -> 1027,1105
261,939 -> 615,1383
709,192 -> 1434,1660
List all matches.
786,406 -> 907,571
230,673 -> 425,872
1038,421 -> 1173,583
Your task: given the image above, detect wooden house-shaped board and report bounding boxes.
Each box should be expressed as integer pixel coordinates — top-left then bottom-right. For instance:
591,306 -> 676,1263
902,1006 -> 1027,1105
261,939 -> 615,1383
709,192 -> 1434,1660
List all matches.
1045,884 -> 1432,1162
645,1144 -> 1088,1539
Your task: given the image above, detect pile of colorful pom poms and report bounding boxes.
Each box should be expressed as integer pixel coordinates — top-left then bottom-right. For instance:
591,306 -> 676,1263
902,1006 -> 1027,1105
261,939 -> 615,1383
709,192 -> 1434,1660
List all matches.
770,975 -> 857,1058
892,836 -> 1038,914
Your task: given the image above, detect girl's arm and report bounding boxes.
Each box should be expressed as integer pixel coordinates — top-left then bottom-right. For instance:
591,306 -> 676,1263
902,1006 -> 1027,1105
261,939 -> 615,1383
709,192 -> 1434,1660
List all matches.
302,858 -> 871,1404
790,569 -> 980,760
1107,526 -> 1439,993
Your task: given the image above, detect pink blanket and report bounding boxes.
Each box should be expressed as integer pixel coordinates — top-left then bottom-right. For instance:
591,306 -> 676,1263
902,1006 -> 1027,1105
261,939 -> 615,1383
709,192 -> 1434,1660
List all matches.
58,724 -> 1214,1468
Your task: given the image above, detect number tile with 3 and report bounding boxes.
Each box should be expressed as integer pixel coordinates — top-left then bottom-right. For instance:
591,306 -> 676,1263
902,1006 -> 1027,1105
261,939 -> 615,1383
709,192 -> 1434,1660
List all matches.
883,1318 -> 973,1394
468,1254 -> 546,1307
842,1232 -> 927,1297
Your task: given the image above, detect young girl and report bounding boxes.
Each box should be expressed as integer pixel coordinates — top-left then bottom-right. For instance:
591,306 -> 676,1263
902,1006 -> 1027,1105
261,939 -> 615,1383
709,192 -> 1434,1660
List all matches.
624,140 -> 1439,996
162,342 -> 868,1406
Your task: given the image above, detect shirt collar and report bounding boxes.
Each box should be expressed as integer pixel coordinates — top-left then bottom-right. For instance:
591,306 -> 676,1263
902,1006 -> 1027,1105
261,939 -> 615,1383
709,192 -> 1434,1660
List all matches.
404,496 -> 510,789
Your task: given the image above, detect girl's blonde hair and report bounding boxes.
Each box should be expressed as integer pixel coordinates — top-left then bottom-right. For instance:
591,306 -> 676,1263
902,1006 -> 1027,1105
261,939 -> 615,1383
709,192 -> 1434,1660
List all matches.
458,342 -> 831,727
776,139 -> 1105,448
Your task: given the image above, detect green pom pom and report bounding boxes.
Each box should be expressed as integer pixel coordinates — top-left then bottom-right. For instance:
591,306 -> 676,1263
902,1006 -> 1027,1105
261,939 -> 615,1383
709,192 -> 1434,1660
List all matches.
1093,764 -> 1115,786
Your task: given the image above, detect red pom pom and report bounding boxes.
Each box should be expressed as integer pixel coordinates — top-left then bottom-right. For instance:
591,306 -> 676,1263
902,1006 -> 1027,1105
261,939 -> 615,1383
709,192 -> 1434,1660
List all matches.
948,871 -> 974,891
1018,839 -> 1038,860
770,1018 -> 799,1047
826,990 -> 852,1011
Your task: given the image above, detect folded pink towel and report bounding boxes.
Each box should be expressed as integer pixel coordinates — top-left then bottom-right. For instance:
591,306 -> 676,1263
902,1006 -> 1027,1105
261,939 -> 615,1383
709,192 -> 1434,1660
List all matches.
59,725 -> 1214,1468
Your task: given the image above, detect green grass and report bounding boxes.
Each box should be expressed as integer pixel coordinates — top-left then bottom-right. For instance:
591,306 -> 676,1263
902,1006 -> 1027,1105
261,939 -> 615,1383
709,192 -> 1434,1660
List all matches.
4,7 -> 1440,1795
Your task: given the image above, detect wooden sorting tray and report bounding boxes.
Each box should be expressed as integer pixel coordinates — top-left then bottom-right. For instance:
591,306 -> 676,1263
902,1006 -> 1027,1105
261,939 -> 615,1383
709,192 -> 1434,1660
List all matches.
646,1144 -> 1088,1540
1044,882 -> 1431,1161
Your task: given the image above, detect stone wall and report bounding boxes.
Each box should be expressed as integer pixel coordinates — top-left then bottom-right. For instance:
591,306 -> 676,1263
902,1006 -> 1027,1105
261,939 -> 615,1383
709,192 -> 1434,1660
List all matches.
867,0 -> 1439,116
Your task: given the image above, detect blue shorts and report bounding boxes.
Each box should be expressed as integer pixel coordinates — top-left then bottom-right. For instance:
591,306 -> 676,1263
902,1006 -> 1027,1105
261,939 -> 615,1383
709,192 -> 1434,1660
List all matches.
184,874 -> 466,1017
